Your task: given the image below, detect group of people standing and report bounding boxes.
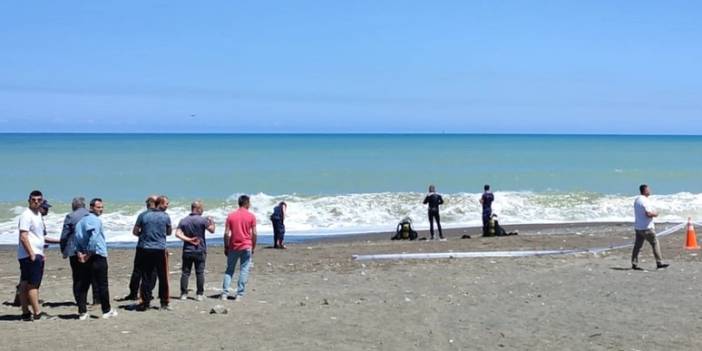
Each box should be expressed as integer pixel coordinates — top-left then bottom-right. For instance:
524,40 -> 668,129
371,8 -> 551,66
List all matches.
422,184 -> 495,239
14,190 -> 263,321
422,182 -> 670,270
12,183 -> 671,321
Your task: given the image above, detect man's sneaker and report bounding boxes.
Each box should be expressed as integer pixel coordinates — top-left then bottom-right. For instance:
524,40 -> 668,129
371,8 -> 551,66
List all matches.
33,312 -> 56,320
196,295 -> 204,302
102,309 -> 118,319
160,304 -> 173,311
234,295 -> 244,302
632,264 -> 643,271
439,238 -> 447,242
78,313 -> 89,321
21,313 -> 33,322
180,294 -> 188,300
657,263 -> 670,269
220,293 -> 228,301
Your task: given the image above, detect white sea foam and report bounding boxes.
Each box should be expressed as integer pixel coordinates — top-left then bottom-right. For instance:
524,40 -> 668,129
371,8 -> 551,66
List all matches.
1,191 -> 701,245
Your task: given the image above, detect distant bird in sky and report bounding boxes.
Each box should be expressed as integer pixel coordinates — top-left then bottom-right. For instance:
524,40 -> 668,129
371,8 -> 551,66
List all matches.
189,113 -> 197,118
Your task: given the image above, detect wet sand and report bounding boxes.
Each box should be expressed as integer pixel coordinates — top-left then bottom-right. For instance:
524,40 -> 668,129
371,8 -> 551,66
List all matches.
0,222 -> 700,350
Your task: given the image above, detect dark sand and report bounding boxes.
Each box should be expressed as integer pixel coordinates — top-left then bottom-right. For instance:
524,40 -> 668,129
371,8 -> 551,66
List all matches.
0,222 -> 700,350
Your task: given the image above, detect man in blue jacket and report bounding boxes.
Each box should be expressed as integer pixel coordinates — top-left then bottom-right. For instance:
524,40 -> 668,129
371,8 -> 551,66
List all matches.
74,198 -> 118,320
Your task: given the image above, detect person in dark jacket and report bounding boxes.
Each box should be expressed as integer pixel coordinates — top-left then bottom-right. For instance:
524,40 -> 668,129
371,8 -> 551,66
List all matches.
59,197 -> 100,305
480,185 -> 495,236
423,185 -> 445,240
270,202 -> 287,249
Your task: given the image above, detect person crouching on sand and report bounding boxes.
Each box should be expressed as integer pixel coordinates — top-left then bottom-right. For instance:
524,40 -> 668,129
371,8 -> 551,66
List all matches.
632,184 -> 669,270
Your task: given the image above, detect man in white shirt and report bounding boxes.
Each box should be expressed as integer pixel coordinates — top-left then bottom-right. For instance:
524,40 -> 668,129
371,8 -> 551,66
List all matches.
632,184 -> 669,270
17,190 -> 60,321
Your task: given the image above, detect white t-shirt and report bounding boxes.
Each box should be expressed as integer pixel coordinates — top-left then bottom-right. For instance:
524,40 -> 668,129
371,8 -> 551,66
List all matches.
17,208 -> 45,259
634,195 -> 655,230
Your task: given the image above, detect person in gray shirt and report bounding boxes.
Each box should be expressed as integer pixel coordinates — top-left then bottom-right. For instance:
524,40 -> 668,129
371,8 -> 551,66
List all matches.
119,195 -> 158,301
175,200 -> 215,301
133,195 -> 173,310
59,197 -> 99,305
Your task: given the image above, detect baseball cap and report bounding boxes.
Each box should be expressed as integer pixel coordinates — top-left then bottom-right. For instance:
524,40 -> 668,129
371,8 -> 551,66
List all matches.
40,200 -> 52,210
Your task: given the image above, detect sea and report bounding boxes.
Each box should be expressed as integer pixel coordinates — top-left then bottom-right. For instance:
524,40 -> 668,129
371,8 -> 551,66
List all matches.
1,133 -> 701,245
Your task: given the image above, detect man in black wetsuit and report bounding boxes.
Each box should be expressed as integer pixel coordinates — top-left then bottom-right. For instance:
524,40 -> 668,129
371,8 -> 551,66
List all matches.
480,184 -> 495,236
423,185 -> 444,240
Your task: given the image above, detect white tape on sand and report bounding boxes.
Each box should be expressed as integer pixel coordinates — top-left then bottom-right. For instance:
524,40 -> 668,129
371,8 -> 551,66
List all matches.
352,222 -> 687,261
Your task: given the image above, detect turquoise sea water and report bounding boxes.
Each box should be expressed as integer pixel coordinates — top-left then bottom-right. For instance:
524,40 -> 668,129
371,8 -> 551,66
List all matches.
1,133 -> 701,243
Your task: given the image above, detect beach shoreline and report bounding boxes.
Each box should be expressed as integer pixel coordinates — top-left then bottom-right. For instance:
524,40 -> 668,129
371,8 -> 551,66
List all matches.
1,221 -> 700,350
0,221 -> 674,250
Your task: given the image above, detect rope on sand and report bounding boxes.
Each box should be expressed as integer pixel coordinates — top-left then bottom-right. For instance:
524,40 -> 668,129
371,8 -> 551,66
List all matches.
352,222 -> 687,261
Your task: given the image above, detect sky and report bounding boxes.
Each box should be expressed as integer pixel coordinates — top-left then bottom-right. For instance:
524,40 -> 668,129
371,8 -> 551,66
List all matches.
0,1 -> 700,134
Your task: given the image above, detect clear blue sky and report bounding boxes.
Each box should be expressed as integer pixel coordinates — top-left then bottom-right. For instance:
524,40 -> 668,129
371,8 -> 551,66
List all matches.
0,1 -> 700,134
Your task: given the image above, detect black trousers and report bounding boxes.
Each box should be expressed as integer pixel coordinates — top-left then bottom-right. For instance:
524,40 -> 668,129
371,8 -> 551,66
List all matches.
76,255 -> 111,314
272,220 -> 285,247
136,248 -> 169,306
428,209 -> 443,238
482,208 -> 492,236
129,247 -> 157,298
180,251 -> 206,295
128,248 -> 142,297
70,256 -> 100,304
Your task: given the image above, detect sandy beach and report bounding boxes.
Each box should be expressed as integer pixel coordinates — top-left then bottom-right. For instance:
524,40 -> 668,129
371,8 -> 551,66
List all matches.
1,222 -> 700,351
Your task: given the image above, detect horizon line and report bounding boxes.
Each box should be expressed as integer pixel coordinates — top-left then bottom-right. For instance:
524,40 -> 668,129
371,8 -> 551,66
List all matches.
1,131 -> 701,137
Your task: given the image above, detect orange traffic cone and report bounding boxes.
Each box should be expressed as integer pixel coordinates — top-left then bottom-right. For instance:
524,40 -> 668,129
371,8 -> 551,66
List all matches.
685,217 -> 699,250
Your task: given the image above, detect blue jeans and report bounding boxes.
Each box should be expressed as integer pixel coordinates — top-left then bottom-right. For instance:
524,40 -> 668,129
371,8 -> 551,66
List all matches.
222,249 -> 252,297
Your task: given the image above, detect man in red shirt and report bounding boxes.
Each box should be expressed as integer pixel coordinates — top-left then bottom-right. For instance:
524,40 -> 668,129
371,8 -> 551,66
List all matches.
221,195 -> 257,301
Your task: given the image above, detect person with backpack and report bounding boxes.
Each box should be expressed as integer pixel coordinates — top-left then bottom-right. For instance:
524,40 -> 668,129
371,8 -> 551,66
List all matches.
392,217 -> 418,241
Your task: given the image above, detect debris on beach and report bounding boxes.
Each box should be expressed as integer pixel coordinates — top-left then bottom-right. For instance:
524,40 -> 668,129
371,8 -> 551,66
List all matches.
210,305 -> 229,315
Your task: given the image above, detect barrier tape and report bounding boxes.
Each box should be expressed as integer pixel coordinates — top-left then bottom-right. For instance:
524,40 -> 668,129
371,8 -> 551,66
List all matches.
353,222 -> 687,261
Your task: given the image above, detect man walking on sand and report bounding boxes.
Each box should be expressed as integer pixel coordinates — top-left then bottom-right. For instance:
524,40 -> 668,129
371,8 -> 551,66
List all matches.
632,184 -> 669,270
74,198 -> 118,320
17,190 -> 60,321
221,195 -> 257,301
133,195 -> 173,310
176,200 -> 215,301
